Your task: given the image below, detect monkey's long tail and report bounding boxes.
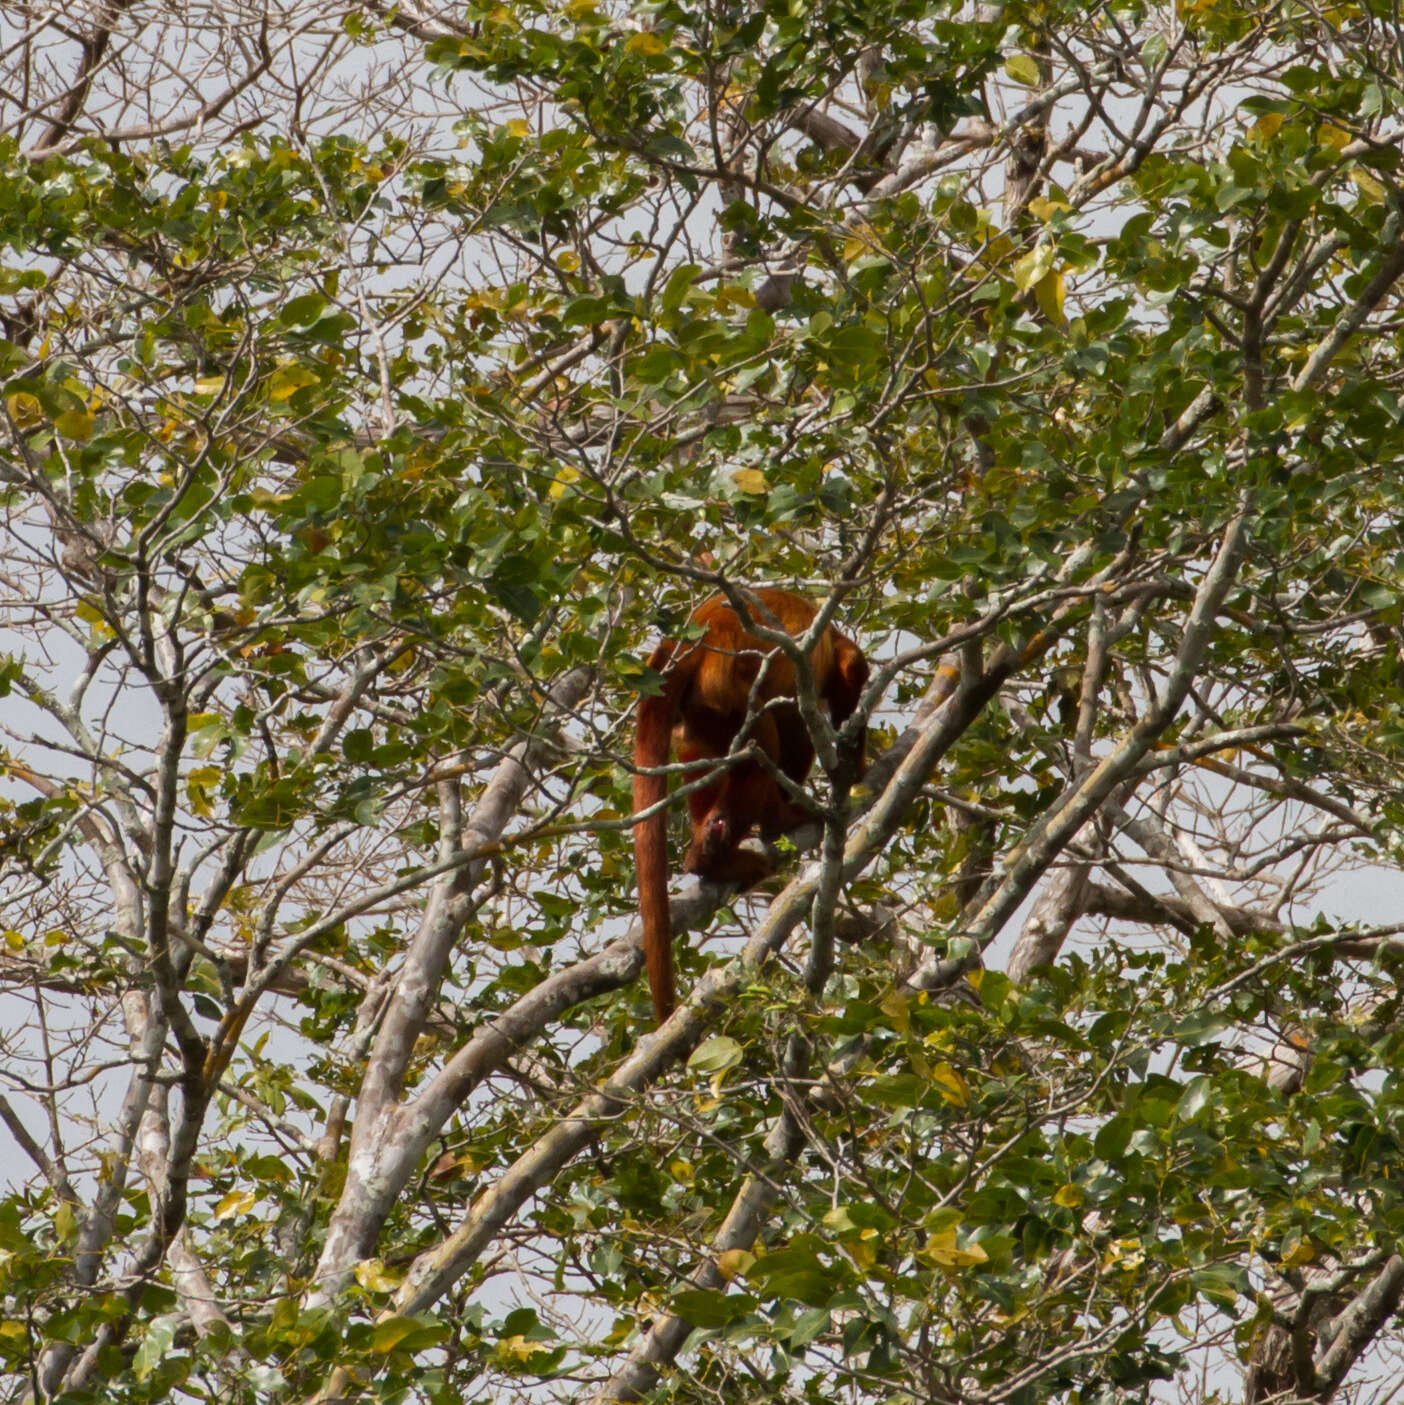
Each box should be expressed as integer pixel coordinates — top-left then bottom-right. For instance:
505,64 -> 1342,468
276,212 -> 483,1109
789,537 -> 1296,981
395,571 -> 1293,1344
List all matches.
634,644 -> 689,1023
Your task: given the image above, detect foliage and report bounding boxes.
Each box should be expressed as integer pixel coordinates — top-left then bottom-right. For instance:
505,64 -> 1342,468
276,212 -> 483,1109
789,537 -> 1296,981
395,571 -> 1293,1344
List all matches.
3,0 -> 1404,1401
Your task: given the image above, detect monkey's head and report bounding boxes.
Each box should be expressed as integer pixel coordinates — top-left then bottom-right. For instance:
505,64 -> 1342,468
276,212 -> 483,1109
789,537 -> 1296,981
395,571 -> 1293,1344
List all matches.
683,813 -> 736,876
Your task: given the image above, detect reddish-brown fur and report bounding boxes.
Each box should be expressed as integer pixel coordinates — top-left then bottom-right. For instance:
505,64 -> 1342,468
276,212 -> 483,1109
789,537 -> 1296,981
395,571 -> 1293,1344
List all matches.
633,589 -> 868,1023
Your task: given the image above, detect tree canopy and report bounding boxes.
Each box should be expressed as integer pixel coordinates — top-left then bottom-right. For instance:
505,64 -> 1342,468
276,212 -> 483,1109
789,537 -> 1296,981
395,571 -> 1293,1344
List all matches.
4,1 -> 1404,1401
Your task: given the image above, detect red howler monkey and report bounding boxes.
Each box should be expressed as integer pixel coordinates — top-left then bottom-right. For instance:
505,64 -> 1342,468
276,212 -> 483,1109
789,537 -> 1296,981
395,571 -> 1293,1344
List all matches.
633,588 -> 869,1023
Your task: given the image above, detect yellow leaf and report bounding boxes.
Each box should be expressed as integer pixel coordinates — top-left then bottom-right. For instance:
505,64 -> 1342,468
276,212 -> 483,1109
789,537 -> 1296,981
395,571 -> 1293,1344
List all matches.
193,375 -> 227,396
920,1227 -> 989,1269
1318,123 -> 1351,151
77,603 -> 114,641
717,1248 -> 754,1281
5,392 -> 42,427
214,1188 -> 257,1220
982,231 -> 1014,263
879,988 -> 911,1030
930,1060 -> 969,1106
731,467 -> 767,494
1249,112 -> 1285,141
186,765 -> 223,819
1013,244 -> 1053,294
1352,169 -> 1387,204
355,1257 -> 403,1292
53,409 -> 93,441
843,223 -> 877,263
506,118 -> 530,138
625,30 -> 666,55
1004,53 -> 1042,86
268,364 -> 319,401
1034,266 -> 1066,323
1028,195 -> 1070,223
1101,1238 -> 1146,1272
1053,1183 -> 1085,1208
847,1236 -> 878,1270
549,464 -> 580,499
864,80 -> 894,110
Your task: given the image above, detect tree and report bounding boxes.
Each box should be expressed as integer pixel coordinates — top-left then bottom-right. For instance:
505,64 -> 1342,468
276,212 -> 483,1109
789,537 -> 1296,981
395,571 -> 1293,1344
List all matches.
3,0 -> 1404,1400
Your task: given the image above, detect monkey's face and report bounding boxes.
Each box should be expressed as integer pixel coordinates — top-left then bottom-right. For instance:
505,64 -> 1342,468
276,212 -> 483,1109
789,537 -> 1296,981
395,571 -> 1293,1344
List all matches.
683,812 -> 735,877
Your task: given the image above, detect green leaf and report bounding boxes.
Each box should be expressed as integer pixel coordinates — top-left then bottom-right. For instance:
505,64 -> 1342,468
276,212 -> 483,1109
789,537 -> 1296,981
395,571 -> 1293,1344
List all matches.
1004,53 -> 1041,86
668,1288 -> 756,1326
1175,1076 -> 1217,1120
372,1316 -> 448,1355
688,1035 -> 743,1074
746,1244 -> 838,1307
279,292 -> 328,326
132,1315 -> 179,1381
